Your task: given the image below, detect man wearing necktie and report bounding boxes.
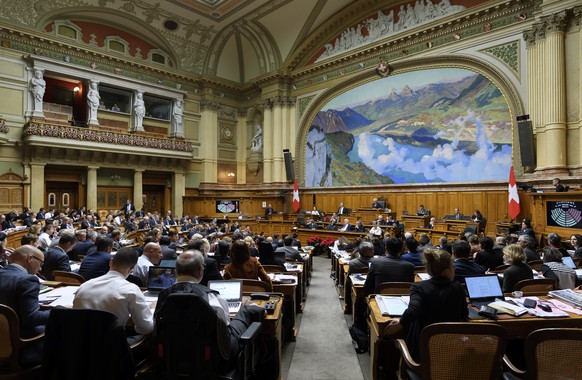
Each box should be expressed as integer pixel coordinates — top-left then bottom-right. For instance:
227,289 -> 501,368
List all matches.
454,208 -> 462,220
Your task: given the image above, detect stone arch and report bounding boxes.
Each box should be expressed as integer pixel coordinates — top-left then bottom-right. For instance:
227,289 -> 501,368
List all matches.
294,55 -> 525,185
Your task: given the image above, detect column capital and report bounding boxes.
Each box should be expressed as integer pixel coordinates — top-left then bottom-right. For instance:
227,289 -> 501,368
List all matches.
261,99 -> 273,110
523,29 -> 537,48
134,168 -> 145,173
542,11 -> 568,34
200,100 -> 220,111
534,21 -> 547,41
572,6 -> 582,26
87,166 -> 100,170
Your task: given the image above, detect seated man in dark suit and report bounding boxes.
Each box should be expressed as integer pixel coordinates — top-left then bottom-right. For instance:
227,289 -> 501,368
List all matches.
474,236 -> 504,271
276,236 -> 306,262
40,232 -> 77,280
352,220 -> 366,233
0,245 -> 50,364
78,236 -> 114,281
160,235 -> 177,260
154,250 -> 264,367
452,240 -> 485,284
363,238 -> 415,296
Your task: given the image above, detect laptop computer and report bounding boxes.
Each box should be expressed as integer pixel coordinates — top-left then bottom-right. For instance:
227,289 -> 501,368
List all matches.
159,259 -> 176,268
208,280 -> 243,314
562,255 -> 577,269
465,274 -> 504,307
145,266 -> 177,293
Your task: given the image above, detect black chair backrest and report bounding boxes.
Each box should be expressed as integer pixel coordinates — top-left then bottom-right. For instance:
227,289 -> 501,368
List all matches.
155,293 -> 231,379
42,308 -> 134,380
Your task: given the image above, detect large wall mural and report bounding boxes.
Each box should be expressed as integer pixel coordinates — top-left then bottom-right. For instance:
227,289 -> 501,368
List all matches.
305,68 -> 512,187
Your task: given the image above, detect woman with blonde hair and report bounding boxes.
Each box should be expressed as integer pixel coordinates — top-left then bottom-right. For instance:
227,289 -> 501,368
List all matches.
501,244 -> 533,292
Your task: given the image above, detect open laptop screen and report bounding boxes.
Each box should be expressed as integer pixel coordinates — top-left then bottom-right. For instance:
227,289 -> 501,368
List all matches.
562,255 -> 577,269
208,280 -> 242,302
147,266 -> 177,291
465,274 -> 504,301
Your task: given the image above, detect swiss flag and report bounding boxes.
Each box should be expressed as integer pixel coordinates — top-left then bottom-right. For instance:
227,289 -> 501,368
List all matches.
292,179 -> 300,212
508,166 -> 520,220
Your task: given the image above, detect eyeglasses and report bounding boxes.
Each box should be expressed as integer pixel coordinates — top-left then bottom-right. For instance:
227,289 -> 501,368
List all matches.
31,256 -> 44,265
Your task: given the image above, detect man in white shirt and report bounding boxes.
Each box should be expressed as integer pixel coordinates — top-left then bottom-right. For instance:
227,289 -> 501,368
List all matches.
132,242 -> 162,285
38,224 -> 54,251
339,218 -> 352,232
73,247 -> 154,341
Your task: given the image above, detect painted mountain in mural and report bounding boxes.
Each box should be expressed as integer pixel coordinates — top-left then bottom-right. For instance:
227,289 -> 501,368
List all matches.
305,68 -> 513,187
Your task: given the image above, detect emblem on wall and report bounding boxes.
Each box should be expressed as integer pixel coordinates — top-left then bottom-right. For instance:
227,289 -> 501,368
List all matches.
376,61 -> 391,77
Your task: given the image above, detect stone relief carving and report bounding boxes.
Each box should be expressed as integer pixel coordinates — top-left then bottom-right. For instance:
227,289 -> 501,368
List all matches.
316,0 -> 466,62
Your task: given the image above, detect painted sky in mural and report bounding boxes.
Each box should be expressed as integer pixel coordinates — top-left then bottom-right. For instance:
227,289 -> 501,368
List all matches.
305,68 -> 513,187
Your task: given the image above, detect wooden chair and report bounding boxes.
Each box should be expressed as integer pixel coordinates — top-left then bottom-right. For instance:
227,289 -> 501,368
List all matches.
242,279 -> 273,293
513,278 -> 556,295
52,270 -> 85,286
504,328 -> 582,379
374,282 -> 413,295
414,266 -> 426,273
491,264 -> 510,273
0,304 -> 44,379
396,322 -> 507,380
527,259 -> 543,271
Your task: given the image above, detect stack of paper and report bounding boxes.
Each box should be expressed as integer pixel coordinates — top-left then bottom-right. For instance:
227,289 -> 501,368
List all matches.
376,295 -> 409,316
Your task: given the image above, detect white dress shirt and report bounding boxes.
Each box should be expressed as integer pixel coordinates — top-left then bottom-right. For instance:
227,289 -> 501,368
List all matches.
73,270 -> 154,334
38,232 -> 52,250
132,255 -> 154,285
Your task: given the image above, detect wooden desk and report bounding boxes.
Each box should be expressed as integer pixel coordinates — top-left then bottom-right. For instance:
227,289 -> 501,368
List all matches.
295,228 -> 368,246
401,215 -> 429,229
367,295 -> 582,380
413,227 -> 462,245
5,228 -> 29,249
352,210 -> 396,224
271,275 -> 298,342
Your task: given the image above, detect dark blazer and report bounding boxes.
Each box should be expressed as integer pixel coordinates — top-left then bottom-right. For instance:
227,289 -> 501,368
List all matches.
400,276 -> 468,361
276,246 -> 305,262
502,262 -> 533,292
524,248 -> 540,262
41,246 -> 71,280
339,224 -> 353,232
161,245 -> 177,260
474,248 -> 504,271
201,256 -> 223,286
363,256 -> 415,296
0,265 -> 50,338
69,240 -> 95,261
453,259 -> 485,284
77,250 -> 112,281
1,220 -> 15,230
401,251 -> 423,267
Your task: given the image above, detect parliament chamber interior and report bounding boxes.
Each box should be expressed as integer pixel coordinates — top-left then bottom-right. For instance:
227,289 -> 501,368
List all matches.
1,0 -> 582,379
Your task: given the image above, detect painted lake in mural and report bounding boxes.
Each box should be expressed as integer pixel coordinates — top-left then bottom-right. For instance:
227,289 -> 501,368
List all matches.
305,68 -> 513,187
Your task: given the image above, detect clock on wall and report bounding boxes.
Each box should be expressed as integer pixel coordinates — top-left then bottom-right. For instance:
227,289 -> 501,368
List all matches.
222,127 -> 233,140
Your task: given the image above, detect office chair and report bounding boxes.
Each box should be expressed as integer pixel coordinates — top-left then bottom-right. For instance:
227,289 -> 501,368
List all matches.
396,322 -> 507,380
504,328 -> 582,379
42,308 -> 135,380
0,304 -> 43,380
526,259 -> 543,271
154,293 -> 262,380
52,270 -> 85,285
374,282 -> 412,295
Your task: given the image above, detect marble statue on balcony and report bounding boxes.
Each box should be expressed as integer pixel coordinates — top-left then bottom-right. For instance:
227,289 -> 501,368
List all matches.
87,80 -> 100,126
133,91 -> 145,132
29,68 -> 45,117
251,125 -> 262,152
171,99 -> 184,137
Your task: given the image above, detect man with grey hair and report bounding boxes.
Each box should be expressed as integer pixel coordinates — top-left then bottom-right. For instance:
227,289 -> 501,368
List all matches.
186,237 -> 222,285
154,250 -> 264,366
516,234 -> 540,262
547,232 -> 569,257
348,241 -> 374,273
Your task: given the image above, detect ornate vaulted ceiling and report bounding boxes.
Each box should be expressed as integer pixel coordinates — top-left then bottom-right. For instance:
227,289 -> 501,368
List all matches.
0,0 -> 366,83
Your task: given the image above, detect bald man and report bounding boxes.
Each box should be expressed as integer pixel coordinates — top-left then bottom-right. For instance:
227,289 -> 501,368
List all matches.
131,242 -> 162,285
0,245 -> 49,364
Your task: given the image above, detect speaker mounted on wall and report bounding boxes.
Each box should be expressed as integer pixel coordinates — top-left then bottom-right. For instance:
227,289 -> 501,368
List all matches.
517,115 -> 535,168
283,149 -> 294,182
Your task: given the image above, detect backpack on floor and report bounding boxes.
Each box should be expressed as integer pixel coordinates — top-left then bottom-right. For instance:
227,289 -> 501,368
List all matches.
349,324 -> 368,354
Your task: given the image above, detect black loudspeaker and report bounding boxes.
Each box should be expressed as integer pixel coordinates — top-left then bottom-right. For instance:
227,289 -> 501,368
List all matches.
283,150 -> 294,181
517,120 -> 535,167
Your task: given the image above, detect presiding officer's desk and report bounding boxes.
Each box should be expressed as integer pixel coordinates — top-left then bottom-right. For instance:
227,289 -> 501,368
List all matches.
366,294 -> 582,380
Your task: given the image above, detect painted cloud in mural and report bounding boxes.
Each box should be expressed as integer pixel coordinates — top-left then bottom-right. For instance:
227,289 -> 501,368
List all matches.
305,68 -> 513,187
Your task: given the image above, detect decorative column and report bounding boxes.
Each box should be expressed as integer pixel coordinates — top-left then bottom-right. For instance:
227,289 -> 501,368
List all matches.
86,166 -> 99,211
285,97 -> 297,170
575,6 -> 582,171
87,80 -> 100,127
523,29 -> 538,170
133,169 -> 144,211
236,108 -> 247,184
540,11 -> 568,172
29,163 -> 45,211
171,172 -> 185,218
262,100 -> 273,183
200,100 -> 219,184
272,97 -> 284,182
